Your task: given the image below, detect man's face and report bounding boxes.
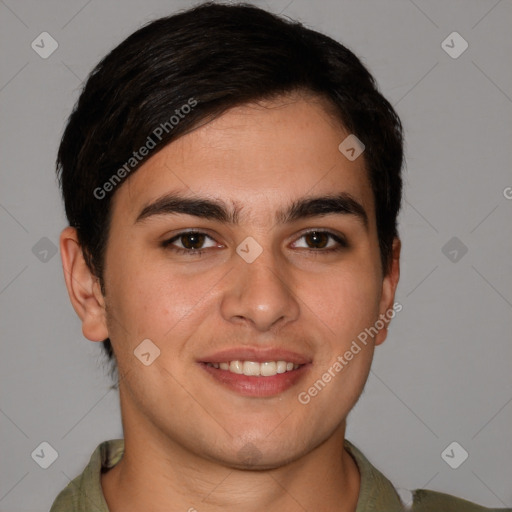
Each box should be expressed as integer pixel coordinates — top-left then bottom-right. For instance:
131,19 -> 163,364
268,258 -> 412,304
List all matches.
98,95 -> 398,468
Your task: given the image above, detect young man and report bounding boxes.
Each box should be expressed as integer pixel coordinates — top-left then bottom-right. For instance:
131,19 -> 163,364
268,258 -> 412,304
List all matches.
50,3 -> 509,511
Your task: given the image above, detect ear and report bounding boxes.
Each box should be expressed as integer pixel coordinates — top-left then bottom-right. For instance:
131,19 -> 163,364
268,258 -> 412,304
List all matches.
374,237 -> 401,346
59,226 -> 109,342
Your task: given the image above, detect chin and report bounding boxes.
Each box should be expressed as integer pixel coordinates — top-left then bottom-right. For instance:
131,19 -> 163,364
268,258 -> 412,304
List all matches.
212,434 -> 311,471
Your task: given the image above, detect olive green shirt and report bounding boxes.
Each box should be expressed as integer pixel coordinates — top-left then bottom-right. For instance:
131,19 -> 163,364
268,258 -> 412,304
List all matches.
50,438 -> 510,511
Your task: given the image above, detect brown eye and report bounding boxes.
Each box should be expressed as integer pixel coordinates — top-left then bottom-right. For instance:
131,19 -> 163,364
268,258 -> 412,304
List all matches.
179,232 -> 206,250
162,231 -> 218,255
304,231 -> 329,249
292,230 -> 348,252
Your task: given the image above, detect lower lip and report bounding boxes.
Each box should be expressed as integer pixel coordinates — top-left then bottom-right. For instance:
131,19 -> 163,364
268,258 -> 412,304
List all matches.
200,363 -> 311,397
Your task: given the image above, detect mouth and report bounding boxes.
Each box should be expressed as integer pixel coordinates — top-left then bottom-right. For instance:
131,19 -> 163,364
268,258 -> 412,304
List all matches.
199,349 -> 312,397
206,360 -> 300,376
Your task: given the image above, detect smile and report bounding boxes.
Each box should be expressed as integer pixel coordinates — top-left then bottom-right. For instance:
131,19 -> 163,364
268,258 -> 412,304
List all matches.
206,360 -> 300,377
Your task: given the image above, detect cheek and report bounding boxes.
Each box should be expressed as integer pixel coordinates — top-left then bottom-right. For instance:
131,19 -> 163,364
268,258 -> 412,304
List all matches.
105,251 -> 222,347
297,269 -> 381,417
311,262 -> 382,337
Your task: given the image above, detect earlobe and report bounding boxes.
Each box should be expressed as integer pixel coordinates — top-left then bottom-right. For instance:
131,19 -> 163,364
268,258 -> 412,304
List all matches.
59,226 -> 109,342
374,237 -> 401,346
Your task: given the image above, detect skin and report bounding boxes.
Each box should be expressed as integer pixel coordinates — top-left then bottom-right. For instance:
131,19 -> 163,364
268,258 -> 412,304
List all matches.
60,93 -> 400,512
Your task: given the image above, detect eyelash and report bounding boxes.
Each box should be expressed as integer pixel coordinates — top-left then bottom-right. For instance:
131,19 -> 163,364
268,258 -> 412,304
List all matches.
161,230 -> 348,256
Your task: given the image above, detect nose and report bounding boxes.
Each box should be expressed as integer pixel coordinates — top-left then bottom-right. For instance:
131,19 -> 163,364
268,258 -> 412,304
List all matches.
220,245 -> 300,332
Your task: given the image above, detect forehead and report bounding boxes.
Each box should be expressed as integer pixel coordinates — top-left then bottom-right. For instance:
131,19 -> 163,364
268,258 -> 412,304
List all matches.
113,96 -> 375,226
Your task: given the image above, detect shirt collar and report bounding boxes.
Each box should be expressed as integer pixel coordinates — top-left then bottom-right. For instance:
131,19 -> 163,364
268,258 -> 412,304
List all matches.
344,439 -> 404,511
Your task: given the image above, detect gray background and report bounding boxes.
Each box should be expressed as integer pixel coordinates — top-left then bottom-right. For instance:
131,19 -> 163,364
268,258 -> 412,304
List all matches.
1,0 -> 511,510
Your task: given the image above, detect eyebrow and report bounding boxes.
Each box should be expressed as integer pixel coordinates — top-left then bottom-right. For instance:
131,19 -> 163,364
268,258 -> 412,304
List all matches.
135,191 -> 368,229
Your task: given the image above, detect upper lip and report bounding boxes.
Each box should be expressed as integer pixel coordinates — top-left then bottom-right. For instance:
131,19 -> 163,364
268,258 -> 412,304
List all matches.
199,347 -> 312,365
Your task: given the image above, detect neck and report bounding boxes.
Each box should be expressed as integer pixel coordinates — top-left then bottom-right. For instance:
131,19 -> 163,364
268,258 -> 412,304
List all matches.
102,392 -> 360,512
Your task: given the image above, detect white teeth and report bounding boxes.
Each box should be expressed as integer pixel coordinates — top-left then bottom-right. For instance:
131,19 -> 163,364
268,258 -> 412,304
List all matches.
243,361 -> 260,376
208,360 -> 301,376
260,361 -> 276,376
229,360 -> 243,374
276,361 -> 287,374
